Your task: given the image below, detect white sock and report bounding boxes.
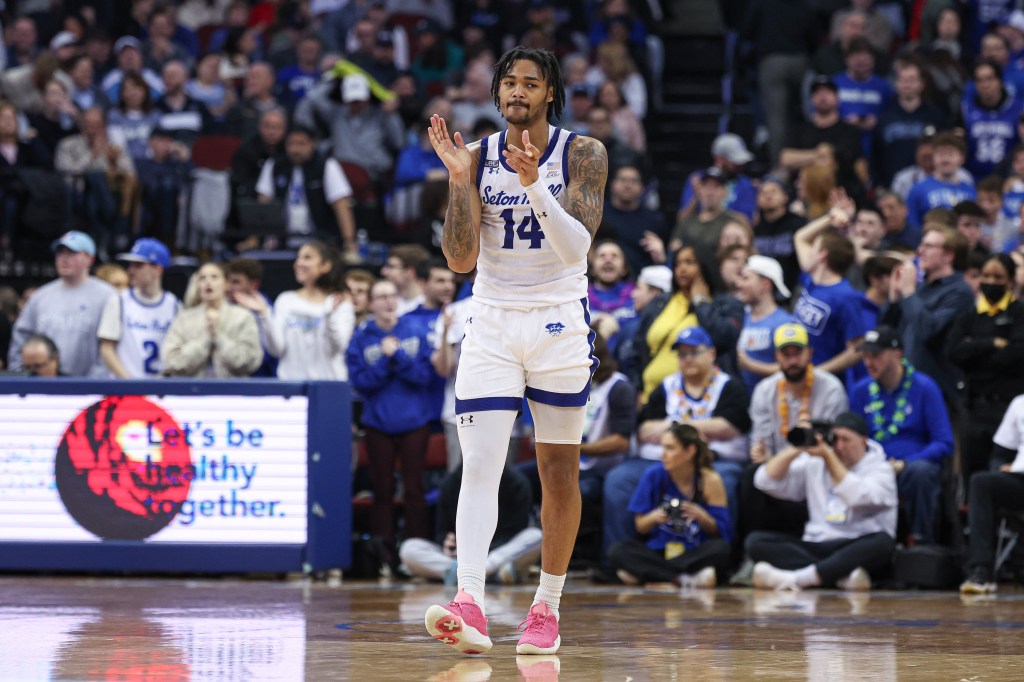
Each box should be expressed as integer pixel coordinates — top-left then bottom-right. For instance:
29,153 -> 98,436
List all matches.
454,409 -> 518,612
794,565 -> 821,588
457,564 -> 487,610
534,571 -> 566,619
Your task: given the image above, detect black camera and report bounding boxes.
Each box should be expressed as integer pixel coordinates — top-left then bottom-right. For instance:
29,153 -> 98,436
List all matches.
661,498 -> 700,539
787,422 -> 834,448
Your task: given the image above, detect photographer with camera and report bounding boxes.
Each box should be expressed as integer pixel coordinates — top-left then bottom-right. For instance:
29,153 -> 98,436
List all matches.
608,423 -> 732,588
849,326 -> 954,545
602,326 -> 749,573
748,412 -> 897,591
735,323 -> 849,572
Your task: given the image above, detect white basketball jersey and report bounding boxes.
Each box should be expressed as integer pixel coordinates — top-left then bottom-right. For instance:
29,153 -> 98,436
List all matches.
473,125 -> 588,308
117,289 -> 180,377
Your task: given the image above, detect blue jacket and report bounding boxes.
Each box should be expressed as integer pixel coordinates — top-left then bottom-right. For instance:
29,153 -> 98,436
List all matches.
401,305 -> 446,422
849,368 -> 954,464
346,317 -> 436,434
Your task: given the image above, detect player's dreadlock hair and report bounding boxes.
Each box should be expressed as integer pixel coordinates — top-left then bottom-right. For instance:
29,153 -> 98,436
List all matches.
491,47 -> 565,123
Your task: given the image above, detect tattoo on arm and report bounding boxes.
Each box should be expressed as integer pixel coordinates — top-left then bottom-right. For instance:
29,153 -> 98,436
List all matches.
443,183 -> 476,262
566,136 -> 609,235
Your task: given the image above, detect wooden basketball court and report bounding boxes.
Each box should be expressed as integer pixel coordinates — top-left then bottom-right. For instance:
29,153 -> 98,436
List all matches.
2,576 -> 1023,680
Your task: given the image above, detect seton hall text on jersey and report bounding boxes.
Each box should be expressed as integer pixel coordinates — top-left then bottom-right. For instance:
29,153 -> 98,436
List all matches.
482,183 -> 564,206
125,317 -> 172,333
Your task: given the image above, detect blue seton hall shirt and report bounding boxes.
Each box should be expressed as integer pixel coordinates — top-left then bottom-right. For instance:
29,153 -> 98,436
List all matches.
793,273 -> 867,373
905,176 -> 977,229
737,307 -> 794,394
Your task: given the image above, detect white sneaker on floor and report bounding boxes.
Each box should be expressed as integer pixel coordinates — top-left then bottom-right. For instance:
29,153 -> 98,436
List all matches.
616,569 -> 640,586
836,567 -> 871,592
752,562 -> 800,591
679,566 -> 717,590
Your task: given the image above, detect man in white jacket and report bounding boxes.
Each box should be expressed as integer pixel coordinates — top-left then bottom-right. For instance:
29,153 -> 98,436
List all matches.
747,412 -> 897,591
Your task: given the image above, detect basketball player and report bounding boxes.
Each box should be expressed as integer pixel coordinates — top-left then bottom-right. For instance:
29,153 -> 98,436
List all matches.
98,238 -> 180,377
423,47 -> 608,656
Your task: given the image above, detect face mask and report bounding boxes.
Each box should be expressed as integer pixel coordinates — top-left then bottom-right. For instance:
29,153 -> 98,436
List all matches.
981,283 -> 1007,303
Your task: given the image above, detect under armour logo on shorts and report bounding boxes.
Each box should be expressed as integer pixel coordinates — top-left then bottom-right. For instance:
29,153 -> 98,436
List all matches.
459,415 -> 474,426
545,322 -> 565,336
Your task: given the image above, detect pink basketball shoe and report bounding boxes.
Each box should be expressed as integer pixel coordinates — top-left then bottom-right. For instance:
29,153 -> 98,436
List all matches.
515,600 -> 561,655
424,589 -> 493,655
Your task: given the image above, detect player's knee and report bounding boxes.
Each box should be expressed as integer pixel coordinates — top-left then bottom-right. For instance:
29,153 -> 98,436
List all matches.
538,456 -> 579,492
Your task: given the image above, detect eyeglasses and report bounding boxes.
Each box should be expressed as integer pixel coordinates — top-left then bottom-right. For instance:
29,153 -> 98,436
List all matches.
676,347 -> 708,359
919,241 -> 945,250
24,358 -> 57,373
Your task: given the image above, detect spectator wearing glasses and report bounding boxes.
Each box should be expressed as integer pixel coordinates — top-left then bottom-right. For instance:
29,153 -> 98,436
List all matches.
346,279 -> 438,570
881,224 -> 975,408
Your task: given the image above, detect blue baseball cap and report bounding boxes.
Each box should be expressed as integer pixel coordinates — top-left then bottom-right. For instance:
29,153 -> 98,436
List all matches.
673,326 -> 713,350
117,238 -> 171,267
51,231 -> 96,256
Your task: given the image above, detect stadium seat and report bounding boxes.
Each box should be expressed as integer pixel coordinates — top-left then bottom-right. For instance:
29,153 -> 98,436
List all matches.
191,135 -> 242,171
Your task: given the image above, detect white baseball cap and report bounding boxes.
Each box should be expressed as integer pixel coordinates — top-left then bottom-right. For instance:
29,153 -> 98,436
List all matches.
745,254 -> 790,298
637,265 -> 672,293
711,133 -> 753,165
342,73 -> 371,102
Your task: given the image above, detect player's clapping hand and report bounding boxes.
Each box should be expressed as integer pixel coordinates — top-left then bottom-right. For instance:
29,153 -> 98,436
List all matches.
503,129 -> 541,187
427,114 -> 473,182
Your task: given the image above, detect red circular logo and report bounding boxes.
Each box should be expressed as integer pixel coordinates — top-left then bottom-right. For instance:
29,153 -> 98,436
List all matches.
55,396 -> 193,540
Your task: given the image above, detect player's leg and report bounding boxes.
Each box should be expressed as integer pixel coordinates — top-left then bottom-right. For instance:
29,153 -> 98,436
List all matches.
515,404 -> 586,655
424,409 -> 518,654
425,303 -> 525,654
515,298 -> 596,655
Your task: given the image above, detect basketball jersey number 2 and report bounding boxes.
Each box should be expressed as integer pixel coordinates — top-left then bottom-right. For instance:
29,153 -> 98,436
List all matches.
500,208 -> 545,249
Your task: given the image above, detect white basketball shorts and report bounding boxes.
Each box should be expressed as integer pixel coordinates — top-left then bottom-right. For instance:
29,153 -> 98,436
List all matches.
454,297 -> 598,414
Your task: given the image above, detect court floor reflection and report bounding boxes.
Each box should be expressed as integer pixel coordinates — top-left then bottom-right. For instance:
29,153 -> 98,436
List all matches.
2,577 -> 1024,681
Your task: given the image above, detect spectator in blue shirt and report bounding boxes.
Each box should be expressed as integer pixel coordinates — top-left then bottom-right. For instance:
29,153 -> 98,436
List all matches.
736,255 -> 794,394
678,133 -> 758,222
905,132 -> 977,230
962,60 -> 1024,179
402,258 -> 456,424
346,279 -> 438,568
850,326 -> 954,544
276,36 -> 323,109
792,205 -> 867,383
608,423 -> 732,588
834,38 -> 893,161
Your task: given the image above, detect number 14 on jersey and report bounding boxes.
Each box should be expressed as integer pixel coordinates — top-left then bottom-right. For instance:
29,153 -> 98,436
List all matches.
500,208 -> 545,249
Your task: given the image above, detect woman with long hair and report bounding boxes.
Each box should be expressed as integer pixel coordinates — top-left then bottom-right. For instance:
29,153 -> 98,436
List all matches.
587,40 -> 647,119
234,241 -> 355,380
161,263 -> 262,377
608,423 -> 732,587
793,163 -> 835,220
596,80 -> 646,152
623,243 -> 716,400
106,71 -> 160,162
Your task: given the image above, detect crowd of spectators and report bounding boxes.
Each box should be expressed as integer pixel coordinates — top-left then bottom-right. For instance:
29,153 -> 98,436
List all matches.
4,0 -> 1024,594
